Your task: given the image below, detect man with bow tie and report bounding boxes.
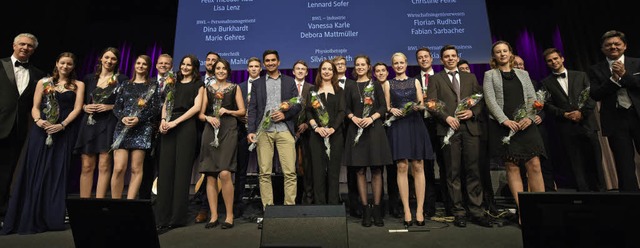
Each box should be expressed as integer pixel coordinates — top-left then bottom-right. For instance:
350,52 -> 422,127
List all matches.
541,48 -> 604,192
0,33 -> 45,220
588,30 -> 640,192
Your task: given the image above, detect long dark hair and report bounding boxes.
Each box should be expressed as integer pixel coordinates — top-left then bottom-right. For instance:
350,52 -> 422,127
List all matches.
52,52 -> 78,91
93,47 -> 120,79
177,54 -> 201,82
314,60 -> 338,89
131,55 -> 152,84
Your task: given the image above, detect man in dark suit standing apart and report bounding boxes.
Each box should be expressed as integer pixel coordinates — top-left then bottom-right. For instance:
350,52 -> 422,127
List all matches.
427,45 -> 491,228
541,48 -> 604,192
415,47 -> 453,218
292,60 -> 314,204
237,57 -> 261,218
247,50 -> 301,213
333,56 -> 362,218
0,33 -> 45,220
588,30 -> 640,192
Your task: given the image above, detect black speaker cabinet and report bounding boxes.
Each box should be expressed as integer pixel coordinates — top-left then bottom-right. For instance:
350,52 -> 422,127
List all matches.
260,204 -> 349,248
66,197 -> 160,248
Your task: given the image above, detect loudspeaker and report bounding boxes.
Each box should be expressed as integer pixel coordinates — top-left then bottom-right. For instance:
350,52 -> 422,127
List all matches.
260,205 -> 349,248
66,197 -> 160,248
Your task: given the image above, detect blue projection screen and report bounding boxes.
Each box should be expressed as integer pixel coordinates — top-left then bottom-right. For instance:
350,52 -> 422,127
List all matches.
174,0 -> 492,70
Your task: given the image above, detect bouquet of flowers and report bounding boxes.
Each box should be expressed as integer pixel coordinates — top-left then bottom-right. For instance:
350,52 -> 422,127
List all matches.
354,81 -> 375,146
426,98 -> 446,114
248,96 -> 300,151
111,84 -> 157,151
162,71 -> 177,121
442,93 -> 483,147
532,89 -> 548,114
576,87 -> 590,109
310,91 -> 331,157
501,101 -> 531,145
209,85 -> 235,148
42,78 -> 59,146
383,101 -> 419,127
87,73 -> 119,125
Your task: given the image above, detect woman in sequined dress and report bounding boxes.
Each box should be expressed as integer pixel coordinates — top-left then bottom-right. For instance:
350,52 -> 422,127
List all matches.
110,55 -> 161,199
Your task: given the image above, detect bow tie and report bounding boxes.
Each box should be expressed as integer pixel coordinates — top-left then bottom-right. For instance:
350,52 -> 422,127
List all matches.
554,72 -> 566,78
14,60 -> 29,68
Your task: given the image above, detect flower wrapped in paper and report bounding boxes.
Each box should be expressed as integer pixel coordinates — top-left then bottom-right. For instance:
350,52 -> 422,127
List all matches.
354,81 -> 375,146
532,89 -> 548,114
441,93 -> 483,147
310,90 -> 331,157
501,101 -> 531,145
163,71 -> 177,120
248,96 -> 300,151
576,86 -> 590,109
209,85 -> 235,148
42,78 -> 59,146
87,73 -> 119,125
384,101 -> 419,127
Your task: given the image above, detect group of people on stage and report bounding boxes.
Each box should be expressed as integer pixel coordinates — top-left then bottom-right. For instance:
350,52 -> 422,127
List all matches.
1,29 -> 639,235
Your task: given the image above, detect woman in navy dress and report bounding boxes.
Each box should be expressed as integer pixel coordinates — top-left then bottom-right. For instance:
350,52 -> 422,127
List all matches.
155,55 -> 205,232
306,60 -> 345,205
1,52 -> 85,234
342,55 -> 393,227
198,58 -> 245,229
111,55 -> 161,199
75,47 -> 128,198
386,52 -> 433,227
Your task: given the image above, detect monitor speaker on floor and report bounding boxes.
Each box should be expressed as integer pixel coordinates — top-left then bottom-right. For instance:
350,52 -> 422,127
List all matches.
260,204 -> 348,248
66,197 -> 160,248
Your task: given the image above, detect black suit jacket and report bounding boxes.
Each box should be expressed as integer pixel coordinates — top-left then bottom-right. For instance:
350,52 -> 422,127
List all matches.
426,70 -> 483,136
295,81 -> 313,129
247,73 -> 301,135
0,57 -> 45,139
542,70 -> 598,135
588,56 -> 640,136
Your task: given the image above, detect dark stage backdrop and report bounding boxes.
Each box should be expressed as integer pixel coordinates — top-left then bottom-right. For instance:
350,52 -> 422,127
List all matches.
1,0 -> 638,190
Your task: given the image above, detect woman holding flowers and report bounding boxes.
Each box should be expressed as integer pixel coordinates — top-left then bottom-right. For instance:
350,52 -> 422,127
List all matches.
110,55 -> 161,199
342,55 -> 392,227
1,52 -> 84,234
197,58 -> 245,229
306,60 -> 345,205
155,54 -> 204,232
75,47 -> 128,198
483,41 -> 546,224
385,52 -> 433,227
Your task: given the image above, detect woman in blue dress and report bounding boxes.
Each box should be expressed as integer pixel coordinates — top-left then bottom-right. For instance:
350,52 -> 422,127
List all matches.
385,52 -> 433,227
75,47 -> 128,198
111,55 -> 161,199
1,52 -> 85,234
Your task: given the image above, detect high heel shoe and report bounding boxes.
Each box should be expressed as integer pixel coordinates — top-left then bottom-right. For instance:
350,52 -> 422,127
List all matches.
403,219 -> 413,228
205,220 -> 219,229
415,219 -> 426,226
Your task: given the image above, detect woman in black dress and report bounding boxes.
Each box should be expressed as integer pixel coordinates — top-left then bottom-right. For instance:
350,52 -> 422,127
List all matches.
75,47 -> 128,198
155,55 -> 205,232
1,52 -> 84,234
482,41 -> 546,224
306,60 -> 345,205
198,58 -> 245,229
111,55 -> 161,199
342,55 -> 393,227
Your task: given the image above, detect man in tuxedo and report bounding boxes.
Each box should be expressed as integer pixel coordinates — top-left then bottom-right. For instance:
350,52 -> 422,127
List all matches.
588,30 -> 640,192
332,56 -> 362,218
140,54 -> 173,201
247,50 -> 301,212
236,57 -> 261,218
203,52 -> 220,87
292,60 -> 314,204
415,47 -> 453,218
0,33 -> 45,219
426,45 -> 491,228
541,48 -> 604,192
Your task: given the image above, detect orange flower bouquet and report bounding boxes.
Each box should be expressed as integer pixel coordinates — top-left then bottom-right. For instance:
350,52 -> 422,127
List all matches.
111,84 -> 157,151
42,78 -> 59,146
87,73 -> 119,125
354,81 -> 375,146
442,93 -> 483,147
310,90 -> 331,157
